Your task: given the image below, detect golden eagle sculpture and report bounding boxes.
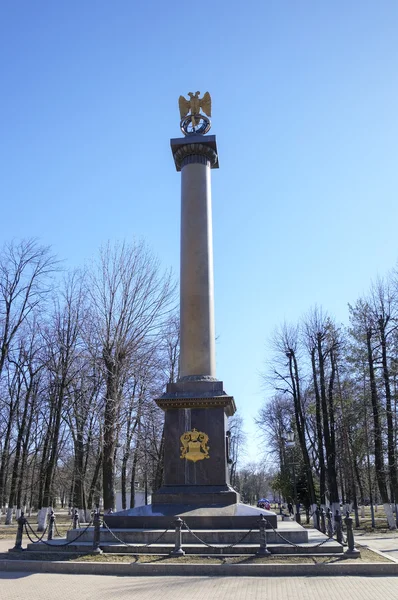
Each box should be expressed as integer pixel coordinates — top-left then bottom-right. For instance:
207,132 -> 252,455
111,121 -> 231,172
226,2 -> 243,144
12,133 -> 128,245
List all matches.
178,91 -> 212,136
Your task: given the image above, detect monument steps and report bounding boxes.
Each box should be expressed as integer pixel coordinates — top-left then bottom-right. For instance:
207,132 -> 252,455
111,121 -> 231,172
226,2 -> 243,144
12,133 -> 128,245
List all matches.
24,523 -> 344,555
61,523 -> 309,545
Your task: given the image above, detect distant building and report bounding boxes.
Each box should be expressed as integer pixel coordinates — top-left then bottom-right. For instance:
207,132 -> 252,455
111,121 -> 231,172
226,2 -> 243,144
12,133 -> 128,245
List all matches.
115,490 -> 151,512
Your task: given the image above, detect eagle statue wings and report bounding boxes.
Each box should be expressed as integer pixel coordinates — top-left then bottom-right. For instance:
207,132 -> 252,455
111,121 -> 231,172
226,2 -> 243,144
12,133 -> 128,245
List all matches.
179,91 -> 212,128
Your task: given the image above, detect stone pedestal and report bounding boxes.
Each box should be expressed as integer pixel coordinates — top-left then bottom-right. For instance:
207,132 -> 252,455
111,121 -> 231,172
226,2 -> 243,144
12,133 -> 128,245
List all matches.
154,376 -> 238,505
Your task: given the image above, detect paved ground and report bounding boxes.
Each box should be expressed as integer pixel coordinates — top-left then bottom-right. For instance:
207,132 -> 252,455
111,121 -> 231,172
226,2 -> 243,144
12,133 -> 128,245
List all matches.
1,573 -> 398,600
356,531 -> 398,562
1,532 -> 398,600
0,539 -> 14,552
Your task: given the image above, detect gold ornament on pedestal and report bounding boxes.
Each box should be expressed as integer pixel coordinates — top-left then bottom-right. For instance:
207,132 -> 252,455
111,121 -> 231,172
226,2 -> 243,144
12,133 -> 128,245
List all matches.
180,428 -> 210,462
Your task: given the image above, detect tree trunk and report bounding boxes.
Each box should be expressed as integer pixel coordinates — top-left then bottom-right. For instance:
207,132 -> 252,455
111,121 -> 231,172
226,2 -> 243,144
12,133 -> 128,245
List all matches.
121,454 -> 129,510
0,403 -> 15,507
130,444 -> 140,509
87,450 -> 102,510
311,349 -> 326,504
366,328 -> 395,528
287,350 -> 317,507
72,429 -> 87,513
378,317 -> 398,505
102,367 -> 119,512
317,333 -> 339,504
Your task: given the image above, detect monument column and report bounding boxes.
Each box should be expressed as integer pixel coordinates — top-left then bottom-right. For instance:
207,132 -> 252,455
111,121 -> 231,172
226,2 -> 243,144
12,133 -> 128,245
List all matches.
179,144 -> 217,378
153,94 -> 238,505
104,92 -> 277,530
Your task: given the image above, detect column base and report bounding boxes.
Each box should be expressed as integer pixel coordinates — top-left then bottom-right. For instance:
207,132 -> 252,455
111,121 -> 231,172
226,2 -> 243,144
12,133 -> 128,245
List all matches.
153,485 -> 239,505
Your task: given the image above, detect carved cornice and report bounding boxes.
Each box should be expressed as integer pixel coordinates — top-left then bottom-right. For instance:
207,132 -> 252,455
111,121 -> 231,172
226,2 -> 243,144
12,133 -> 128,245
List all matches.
155,395 -> 236,417
173,143 -> 218,171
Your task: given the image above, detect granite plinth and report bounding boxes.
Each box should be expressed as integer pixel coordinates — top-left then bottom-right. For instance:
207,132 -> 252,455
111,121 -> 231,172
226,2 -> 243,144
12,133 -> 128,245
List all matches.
152,484 -> 239,505
159,406 -> 232,491
104,503 -> 277,530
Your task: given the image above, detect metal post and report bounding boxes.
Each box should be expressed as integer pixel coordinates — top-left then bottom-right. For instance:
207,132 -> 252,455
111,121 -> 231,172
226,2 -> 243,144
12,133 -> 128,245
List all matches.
257,515 -> 271,556
315,507 -> 321,531
320,507 -> 326,534
47,509 -> 55,541
11,512 -> 26,552
344,512 -> 360,556
335,510 -> 343,544
73,509 -> 79,529
326,507 -> 333,538
92,510 -> 103,554
170,517 -> 185,556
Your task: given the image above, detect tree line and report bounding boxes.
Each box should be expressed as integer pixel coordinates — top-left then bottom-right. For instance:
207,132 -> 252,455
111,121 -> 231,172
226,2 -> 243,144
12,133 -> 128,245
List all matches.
0,238 -> 178,528
257,270 -> 398,528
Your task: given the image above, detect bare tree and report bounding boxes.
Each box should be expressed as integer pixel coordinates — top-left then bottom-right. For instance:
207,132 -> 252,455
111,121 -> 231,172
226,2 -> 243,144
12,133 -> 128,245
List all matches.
86,241 -> 174,511
228,413 -> 246,488
0,239 -> 58,378
36,271 -> 86,529
349,297 -> 397,528
0,239 -> 57,513
303,307 -> 341,514
268,323 -> 318,515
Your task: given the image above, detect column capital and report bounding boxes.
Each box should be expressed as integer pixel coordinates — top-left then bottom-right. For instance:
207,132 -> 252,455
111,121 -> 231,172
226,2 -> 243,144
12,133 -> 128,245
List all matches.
170,134 -> 219,171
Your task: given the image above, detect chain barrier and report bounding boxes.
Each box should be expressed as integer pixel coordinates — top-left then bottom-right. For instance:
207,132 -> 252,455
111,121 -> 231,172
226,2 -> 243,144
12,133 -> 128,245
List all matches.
24,521 -> 48,543
20,510 -> 350,554
101,520 -> 171,549
306,506 -> 349,545
24,518 -> 93,547
263,518 -> 337,549
181,520 -> 254,550
54,522 -> 64,538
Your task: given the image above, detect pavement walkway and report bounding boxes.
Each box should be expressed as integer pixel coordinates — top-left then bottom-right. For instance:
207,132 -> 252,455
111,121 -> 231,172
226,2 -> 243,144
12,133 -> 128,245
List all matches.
1,531 -> 398,599
356,531 -> 398,562
0,539 -> 13,552
1,573 -> 398,600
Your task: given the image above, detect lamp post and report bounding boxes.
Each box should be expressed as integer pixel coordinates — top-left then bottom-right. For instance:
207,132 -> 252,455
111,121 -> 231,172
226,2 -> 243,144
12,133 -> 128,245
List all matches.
285,430 -> 301,524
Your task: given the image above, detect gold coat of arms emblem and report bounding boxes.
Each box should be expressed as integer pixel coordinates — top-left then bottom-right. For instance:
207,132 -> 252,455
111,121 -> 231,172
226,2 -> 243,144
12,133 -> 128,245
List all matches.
180,428 -> 210,463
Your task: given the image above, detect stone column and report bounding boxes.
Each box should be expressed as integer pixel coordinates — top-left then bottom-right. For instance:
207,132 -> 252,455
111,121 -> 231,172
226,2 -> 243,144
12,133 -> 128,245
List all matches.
180,155 -> 216,378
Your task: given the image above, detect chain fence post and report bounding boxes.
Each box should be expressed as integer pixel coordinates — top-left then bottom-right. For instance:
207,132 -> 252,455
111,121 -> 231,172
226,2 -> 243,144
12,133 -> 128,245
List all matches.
344,511 -> 360,556
315,506 -> 320,531
320,507 -> 326,534
335,509 -> 343,544
257,515 -> 271,556
170,517 -> 185,556
92,509 -> 103,554
73,509 -> 79,529
11,511 -> 26,552
47,509 -> 55,541
326,507 -> 333,538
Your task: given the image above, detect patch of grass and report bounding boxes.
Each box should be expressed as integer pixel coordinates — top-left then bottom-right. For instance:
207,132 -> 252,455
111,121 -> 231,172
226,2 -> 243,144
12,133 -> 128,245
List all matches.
0,511 -> 75,540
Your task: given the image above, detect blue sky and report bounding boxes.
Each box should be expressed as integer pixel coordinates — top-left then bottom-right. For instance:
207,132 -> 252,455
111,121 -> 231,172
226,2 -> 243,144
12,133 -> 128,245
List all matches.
1,1 -> 398,462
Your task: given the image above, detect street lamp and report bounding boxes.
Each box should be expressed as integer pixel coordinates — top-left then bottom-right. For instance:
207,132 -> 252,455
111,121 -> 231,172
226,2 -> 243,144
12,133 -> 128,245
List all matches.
284,430 -> 300,524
